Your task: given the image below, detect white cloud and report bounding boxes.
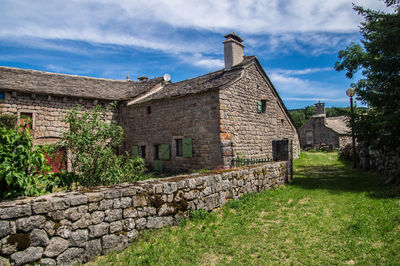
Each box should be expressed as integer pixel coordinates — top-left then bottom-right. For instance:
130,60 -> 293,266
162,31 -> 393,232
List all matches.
271,67 -> 332,75
0,0 -> 392,52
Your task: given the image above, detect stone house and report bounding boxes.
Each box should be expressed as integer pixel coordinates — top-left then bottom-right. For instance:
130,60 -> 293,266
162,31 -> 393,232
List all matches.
299,102 -> 351,149
0,33 -> 300,172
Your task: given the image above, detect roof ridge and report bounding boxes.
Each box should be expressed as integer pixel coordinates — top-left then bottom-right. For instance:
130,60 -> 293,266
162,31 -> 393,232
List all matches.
0,66 -> 140,83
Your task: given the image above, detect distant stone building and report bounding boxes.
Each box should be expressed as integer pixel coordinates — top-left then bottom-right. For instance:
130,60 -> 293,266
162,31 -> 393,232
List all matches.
0,33 -> 300,172
299,102 -> 351,149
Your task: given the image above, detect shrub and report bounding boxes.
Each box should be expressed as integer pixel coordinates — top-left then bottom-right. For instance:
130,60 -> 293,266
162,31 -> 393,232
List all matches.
0,114 -> 17,129
0,127 -> 55,198
59,102 -> 145,187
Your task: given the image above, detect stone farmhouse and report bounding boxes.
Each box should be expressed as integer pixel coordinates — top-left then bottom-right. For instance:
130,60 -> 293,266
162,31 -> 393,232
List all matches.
299,102 -> 351,149
0,33 -> 300,172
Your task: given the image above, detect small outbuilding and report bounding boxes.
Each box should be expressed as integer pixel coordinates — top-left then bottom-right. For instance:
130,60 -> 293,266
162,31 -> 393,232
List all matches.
299,102 -> 351,149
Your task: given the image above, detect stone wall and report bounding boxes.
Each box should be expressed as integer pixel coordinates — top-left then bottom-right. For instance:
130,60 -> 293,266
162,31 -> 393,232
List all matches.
0,161 -> 289,265
219,63 -> 300,166
0,91 -> 116,146
120,91 -> 222,172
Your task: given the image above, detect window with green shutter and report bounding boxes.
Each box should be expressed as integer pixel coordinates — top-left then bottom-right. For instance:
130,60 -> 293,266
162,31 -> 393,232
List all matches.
160,144 -> 170,160
182,138 -> 192,158
132,146 -> 139,157
257,101 -> 262,113
258,100 -> 267,113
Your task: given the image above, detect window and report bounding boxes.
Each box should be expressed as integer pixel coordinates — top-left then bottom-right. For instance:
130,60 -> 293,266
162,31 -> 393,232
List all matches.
19,112 -> 33,130
175,139 -> 183,157
306,131 -> 313,146
154,144 -> 160,160
140,146 -> 146,159
0,92 -> 4,100
257,100 -> 267,113
147,106 -> 151,114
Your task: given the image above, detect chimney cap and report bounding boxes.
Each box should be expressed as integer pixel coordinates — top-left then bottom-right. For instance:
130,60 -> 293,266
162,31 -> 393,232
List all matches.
138,76 -> 149,81
224,32 -> 243,43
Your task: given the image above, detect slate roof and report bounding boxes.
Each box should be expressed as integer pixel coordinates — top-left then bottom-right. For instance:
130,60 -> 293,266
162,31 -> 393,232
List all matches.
0,66 -> 162,100
326,116 -> 350,135
131,56 -> 256,105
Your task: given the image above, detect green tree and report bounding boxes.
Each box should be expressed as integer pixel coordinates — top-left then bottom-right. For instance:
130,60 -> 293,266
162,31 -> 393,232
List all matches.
335,2 -> 400,150
60,103 -> 145,187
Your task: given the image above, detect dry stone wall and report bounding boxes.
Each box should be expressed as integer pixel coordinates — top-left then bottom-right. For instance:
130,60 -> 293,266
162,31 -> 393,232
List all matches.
0,161 -> 289,265
219,63 -> 300,165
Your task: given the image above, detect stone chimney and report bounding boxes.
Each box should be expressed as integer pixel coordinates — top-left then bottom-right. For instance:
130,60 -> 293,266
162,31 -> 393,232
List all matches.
223,32 -> 245,71
314,101 -> 326,117
138,76 -> 149,82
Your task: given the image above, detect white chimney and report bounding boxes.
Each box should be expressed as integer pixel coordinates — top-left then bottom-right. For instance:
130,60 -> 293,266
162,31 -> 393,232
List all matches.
223,32 -> 245,71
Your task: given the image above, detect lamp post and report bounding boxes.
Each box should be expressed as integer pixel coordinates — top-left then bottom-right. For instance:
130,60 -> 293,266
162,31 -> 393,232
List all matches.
346,87 -> 356,168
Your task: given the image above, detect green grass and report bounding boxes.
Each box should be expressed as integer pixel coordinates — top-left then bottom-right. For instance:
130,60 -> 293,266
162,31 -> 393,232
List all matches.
90,152 -> 400,265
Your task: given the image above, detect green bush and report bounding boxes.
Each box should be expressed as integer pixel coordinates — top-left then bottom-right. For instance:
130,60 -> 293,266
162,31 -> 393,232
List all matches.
59,102 -> 145,187
0,127 -> 55,198
0,114 -> 17,129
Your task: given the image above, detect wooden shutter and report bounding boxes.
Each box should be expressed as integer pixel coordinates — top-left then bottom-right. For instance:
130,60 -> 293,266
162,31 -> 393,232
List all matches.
160,144 -> 170,160
153,160 -> 162,172
257,101 -> 262,113
132,146 -> 139,157
182,138 -> 192,158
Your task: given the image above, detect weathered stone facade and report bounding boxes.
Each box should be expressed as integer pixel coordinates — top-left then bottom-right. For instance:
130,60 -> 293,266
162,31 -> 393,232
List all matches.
120,91 -> 223,171
0,91 -> 116,146
0,33 -> 299,173
299,103 -> 351,149
0,161 -> 290,265
219,63 -> 300,165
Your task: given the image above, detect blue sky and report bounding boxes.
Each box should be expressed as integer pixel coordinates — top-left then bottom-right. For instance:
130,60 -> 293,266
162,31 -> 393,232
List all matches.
0,0 -> 393,109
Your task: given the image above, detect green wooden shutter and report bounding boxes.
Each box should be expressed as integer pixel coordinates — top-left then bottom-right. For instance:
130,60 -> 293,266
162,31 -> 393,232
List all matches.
160,144 -> 170,160
132,146 -> 139,157
257,101 -> 262,113
182,138 -> 192,158
153,160 -> 162,172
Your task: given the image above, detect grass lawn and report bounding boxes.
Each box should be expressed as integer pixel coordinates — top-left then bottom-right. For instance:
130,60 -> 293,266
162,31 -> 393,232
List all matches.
90,151 -> 400,265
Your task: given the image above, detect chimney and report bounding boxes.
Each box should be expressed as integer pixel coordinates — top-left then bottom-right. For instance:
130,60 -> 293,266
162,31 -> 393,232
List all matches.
314,101 -> 326,117
223,32 -> 245,71
138,76 -> 149,82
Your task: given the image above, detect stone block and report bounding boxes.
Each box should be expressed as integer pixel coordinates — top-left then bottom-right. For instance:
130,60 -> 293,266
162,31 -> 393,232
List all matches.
88,223 -> 109,238
104,209 -> 122,222
44,237 -> 69,257
91,211 -> 105,225
52,198 -> 70,210
84,239 -> 102,262
102,234 -> 127,254
135,218 -> 146,230
86,192 -> 104,202
32,201 -> 52,214
40,258 -> 56,266
109,221 -> 123,233
56,247 -> 84,265
0,221 -> 11,238
10,246 -> 43,265
69,230 -> 88,247
132,195 -> 147,207
30,229 -> 49,247
123,208 -> 138,218
103,189 -> 121,199
0,205 -> 31,219
64,207 -> 81,222
16,215 -> 46,233
69,194 -> 88,206
158,204 -> 175,216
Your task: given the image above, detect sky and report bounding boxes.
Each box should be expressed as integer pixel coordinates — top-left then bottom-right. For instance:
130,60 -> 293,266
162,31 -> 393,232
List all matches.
0,0 -> 394,109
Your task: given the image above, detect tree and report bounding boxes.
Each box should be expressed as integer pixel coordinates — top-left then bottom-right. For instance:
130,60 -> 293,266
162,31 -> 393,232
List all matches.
0,127 -> 53,198
59,102 -> 145,187
335,2 -> 400,150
